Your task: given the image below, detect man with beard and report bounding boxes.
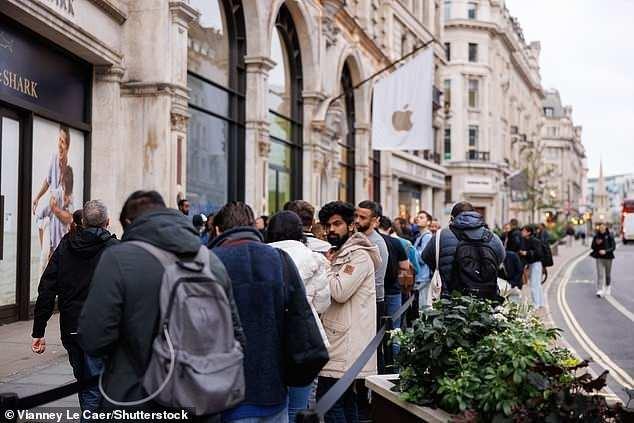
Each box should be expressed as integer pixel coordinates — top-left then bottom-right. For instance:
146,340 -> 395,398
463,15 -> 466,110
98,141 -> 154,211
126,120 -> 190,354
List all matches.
317,201 -> 380,422
355,201 -> 388,376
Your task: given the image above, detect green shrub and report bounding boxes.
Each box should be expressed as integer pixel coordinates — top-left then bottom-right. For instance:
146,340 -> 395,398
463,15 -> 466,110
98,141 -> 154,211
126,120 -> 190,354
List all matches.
393,296 -> 628,421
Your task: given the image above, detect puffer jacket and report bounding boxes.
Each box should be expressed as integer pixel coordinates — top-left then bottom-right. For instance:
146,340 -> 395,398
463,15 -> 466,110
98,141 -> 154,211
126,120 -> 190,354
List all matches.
320,232 -> 380,379
422,212 -> 505,294
269,239 -> 331,345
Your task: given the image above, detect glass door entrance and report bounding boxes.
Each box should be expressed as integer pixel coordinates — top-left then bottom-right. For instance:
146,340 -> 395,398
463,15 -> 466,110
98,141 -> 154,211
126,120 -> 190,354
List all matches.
0,108 -> 20,313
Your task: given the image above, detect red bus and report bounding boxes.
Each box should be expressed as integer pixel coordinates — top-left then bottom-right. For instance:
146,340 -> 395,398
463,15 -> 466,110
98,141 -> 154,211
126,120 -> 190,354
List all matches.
622,199 -> 634,244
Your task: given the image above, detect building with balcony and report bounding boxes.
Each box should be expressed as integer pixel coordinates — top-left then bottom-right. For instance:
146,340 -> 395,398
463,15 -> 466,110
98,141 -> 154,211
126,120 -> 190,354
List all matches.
540,89 -> 587,217
441,0 -> 544,226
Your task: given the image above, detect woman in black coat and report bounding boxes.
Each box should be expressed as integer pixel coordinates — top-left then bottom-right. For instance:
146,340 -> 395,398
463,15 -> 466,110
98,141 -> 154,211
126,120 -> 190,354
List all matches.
590,223 -> 616,297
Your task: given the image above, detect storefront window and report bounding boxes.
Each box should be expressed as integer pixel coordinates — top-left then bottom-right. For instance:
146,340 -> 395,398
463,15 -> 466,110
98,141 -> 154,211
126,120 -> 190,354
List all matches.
187,0 -> 246,215
268,5 -> 303,213
338,64 -> 356,203
0,115 -> 19,307
30,117 -> 85,300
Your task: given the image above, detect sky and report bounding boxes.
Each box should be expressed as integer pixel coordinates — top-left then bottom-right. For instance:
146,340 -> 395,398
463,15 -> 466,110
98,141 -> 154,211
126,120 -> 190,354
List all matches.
505,0 -> 634,178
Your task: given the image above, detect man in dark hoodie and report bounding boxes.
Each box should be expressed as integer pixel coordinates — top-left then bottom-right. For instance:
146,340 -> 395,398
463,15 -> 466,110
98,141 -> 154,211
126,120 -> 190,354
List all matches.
78,191 -> 245,413
422,202 -> 505,297
32,200 -> 118,412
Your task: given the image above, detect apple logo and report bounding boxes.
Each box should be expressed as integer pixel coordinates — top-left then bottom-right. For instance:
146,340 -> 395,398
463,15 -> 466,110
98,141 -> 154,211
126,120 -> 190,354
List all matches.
392,104 -> 413,132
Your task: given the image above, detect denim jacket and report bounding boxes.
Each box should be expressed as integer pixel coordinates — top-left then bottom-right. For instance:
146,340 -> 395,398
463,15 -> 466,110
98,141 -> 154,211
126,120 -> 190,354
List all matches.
414,230 -> 432,284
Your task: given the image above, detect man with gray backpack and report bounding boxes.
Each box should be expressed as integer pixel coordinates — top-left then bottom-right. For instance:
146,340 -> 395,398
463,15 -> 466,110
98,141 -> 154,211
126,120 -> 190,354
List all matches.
79,190 -> 246,418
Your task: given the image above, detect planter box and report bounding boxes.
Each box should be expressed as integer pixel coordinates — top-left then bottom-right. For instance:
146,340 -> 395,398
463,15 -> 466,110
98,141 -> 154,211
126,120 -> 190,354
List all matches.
365,375 -> 452,423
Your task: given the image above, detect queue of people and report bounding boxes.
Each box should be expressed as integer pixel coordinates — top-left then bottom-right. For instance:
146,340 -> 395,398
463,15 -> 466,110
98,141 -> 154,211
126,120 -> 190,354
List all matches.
33,190 -> 618,422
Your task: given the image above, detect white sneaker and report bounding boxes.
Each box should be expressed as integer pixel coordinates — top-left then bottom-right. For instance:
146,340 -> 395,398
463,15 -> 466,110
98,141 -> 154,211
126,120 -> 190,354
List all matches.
596,290 -> 603,298
605,286 -> 612,296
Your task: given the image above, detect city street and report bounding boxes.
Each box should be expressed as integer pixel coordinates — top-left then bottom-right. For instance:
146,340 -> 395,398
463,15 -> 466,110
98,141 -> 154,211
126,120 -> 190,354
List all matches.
548,242 -> 634,404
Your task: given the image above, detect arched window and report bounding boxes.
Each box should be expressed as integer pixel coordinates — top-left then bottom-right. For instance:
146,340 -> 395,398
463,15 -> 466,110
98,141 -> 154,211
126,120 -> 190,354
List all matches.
268,4 -> 303,213
339,63 -> 356,202
187,0 -> 246,215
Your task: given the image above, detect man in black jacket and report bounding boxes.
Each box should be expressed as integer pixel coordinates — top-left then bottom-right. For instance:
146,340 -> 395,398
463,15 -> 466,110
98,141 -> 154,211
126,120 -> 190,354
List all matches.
32,200 -> 118,412
78,191 -> 245,412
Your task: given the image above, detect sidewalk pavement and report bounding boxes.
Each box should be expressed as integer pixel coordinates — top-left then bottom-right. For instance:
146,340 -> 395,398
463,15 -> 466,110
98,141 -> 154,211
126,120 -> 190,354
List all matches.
0,313 -> 78,407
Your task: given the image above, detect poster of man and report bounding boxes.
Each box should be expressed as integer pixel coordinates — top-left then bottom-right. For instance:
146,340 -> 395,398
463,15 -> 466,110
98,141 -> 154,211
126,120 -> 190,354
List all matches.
30,118 -> 84,299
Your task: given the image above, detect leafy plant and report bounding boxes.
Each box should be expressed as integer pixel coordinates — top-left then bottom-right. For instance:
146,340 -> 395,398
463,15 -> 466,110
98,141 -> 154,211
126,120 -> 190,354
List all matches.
393,296 -> 629,422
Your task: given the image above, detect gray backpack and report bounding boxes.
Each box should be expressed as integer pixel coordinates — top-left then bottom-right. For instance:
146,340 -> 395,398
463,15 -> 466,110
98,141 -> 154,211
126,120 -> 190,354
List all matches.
99,241 -> 245,415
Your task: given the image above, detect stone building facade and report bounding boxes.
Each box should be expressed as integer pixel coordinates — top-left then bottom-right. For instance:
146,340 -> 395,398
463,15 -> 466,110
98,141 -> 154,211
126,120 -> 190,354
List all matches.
0,0 -> 447,322
441,0 -> 544,226
185,0 -> 448,221
541,89 -> 587,217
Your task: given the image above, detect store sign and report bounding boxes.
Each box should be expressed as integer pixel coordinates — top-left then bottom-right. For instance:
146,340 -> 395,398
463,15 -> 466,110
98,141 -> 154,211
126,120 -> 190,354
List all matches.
464,176 -> 494,194
0,15 -> 90,123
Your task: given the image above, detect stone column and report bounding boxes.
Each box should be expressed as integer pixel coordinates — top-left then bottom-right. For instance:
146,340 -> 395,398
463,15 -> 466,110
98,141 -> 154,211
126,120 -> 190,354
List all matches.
355,123 -> 371,202
92,65 -> 125,234
169,0 -> 197,206
422,185 -> 434,213
303,91 -> 328,205
244,56 -> 275,214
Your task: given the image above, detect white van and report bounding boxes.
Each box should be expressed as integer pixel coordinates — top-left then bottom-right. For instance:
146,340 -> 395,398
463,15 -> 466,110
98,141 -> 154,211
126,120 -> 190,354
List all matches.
623,213 -> 634,244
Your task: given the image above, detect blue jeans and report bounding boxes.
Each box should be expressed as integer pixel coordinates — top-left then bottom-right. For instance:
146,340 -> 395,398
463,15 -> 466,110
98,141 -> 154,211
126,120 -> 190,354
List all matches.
417,280 -> 431,312
528,261 -> 544,308
62,334 -> 103,415
229,407 -> 289,423
288,385 -> 312,423
385,293 -> 402,357
316,377 -> 358,423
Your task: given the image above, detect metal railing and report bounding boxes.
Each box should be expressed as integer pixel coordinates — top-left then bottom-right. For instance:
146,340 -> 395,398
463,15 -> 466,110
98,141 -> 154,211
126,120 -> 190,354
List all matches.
467,150 -> 490,161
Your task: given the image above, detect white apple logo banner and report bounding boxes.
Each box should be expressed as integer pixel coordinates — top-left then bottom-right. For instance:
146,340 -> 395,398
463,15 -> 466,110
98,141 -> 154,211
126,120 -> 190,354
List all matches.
371,47 -> 433,151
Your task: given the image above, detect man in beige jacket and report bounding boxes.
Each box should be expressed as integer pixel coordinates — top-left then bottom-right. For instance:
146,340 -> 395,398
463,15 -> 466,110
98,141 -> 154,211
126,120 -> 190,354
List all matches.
316,201 -> 380,422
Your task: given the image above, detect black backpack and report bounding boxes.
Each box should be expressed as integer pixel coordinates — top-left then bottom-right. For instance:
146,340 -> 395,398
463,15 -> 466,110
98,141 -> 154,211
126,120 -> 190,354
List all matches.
451,230 -> 500,300
541,240 -> 554,268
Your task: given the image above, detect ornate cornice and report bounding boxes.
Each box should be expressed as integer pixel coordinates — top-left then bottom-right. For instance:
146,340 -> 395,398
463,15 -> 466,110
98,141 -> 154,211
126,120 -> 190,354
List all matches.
88,0 -> 127,24
244,56 -> 277,73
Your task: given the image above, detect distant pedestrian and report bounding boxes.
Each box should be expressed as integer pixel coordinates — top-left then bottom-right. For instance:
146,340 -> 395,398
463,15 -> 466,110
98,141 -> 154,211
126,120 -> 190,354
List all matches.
413,211 -> 433,309
192,213 -> 208,244
32,200 -> 118,414
266,210 -> 331,422
591,223 -> 616,297
177,198 -> 190,216
429,218 -> 441,235
284,200 -> 332,253
210,202 -> 327,423
519,225 -> 545,309
503,219 -> 522,253
79,191 -> 245,417
355,200 -> 388,372
537,223 -> 550,245
565,223 -> 575,246
255,214 -> 268,238
394,217 -> 415,243
317,201 -> 379,422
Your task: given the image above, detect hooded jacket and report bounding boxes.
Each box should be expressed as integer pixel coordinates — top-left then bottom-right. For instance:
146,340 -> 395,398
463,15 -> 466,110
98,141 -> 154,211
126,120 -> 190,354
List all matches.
78,208 -> 244,408
320,232 -> 380,379
210,227 -> 320,412
422,212 -> 505,294
32,227 -> 119,339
